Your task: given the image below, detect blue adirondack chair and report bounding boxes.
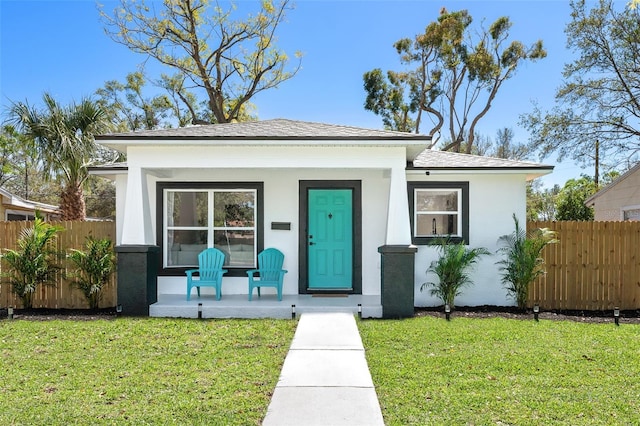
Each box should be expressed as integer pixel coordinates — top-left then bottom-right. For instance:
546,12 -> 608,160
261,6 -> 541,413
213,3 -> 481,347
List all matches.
247,248 -> 287,301
186,248 -> 227,301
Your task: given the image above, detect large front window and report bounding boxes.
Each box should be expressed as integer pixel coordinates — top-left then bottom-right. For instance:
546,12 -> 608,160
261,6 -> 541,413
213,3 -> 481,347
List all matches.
158,182 -> 263,275
408,182 -> 468,244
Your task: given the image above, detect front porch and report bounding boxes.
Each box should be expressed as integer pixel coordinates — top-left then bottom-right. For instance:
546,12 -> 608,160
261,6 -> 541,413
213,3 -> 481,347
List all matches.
150,293 -> 383,319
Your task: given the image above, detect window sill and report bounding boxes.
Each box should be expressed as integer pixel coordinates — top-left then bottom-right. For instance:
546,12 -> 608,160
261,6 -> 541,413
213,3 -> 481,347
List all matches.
411,236 -> 467,245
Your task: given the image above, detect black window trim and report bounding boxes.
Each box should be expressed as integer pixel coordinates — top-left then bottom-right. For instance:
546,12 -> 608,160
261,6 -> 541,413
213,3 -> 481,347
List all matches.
156,181 -> 264,277
407,181 -> 469,245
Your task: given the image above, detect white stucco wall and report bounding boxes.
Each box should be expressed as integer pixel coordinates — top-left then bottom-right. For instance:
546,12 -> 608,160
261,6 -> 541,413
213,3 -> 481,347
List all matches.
154,168 -> 390,297
409,172 -> 528,307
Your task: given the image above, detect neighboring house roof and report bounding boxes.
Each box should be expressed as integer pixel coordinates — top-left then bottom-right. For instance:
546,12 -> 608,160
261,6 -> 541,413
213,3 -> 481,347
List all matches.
585,162 -> 640,207
95,119 -> 432,161
411,149 -> 553,180
0,187 -> 60,215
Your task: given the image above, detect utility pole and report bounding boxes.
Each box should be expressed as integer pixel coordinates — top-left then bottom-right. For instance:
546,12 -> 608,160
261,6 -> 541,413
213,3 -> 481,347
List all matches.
594,140 -> 599,188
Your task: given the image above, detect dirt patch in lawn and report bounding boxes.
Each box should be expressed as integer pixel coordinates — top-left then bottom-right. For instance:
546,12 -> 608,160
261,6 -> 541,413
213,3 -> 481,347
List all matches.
415,305 -> 640,324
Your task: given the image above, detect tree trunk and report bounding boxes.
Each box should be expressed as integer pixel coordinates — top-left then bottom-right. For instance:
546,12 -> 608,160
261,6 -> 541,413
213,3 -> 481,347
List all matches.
60,184 -> 86,221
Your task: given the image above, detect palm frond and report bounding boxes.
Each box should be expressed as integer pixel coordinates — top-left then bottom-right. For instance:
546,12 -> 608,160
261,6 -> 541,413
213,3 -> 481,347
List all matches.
67,237 -> 116,309
0,218 -> 62,308
496,214 -> 557,308
421,238 -> 490,308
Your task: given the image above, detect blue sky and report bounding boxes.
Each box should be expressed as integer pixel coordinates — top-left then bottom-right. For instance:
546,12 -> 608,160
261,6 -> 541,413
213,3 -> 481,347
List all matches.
0,0 -> 587,187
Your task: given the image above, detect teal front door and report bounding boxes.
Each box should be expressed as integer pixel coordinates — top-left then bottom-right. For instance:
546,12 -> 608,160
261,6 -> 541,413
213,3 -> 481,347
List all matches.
308,189 -> 353,290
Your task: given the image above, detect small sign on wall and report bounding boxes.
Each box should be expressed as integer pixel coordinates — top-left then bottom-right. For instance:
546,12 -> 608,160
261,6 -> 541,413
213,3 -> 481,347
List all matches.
271,222 -> 291,230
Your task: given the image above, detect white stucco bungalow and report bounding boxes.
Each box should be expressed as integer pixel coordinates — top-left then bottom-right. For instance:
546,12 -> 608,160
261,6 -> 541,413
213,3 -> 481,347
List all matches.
93,119 -> 553,318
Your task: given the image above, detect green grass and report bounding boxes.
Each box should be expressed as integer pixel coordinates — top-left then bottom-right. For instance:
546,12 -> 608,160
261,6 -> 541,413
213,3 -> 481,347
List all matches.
0,318 -> 296,425
4,315 -> 639,425
359,316 -> 640,426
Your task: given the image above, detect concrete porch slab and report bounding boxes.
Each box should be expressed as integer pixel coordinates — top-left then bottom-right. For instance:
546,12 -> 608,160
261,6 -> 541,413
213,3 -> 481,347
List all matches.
149,294 -> 383,319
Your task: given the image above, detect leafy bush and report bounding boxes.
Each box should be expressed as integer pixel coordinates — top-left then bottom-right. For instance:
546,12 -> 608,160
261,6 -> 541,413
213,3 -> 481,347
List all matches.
67,237 -> 116,309
421,238 -> 490,308
496,214 -> 557,309
1,218 -> 63,308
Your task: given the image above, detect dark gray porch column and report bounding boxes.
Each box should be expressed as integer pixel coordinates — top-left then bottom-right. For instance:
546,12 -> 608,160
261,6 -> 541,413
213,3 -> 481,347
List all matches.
115,245 -> 160,316
378,245 -> 418,319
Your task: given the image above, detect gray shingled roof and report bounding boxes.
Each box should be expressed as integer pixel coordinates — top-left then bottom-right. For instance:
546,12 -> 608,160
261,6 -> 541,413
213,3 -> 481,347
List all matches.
96,119 -> 431,141
94,119 -> 552,173
412,149 -> 553,170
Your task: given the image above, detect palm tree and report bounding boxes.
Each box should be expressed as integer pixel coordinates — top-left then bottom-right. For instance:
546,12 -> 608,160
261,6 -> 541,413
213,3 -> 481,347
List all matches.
1,217 -> 63,309
9,93 -> 111,220
496,214 -> 557,309
421,238 -> 491,308
67,237 -> 116,309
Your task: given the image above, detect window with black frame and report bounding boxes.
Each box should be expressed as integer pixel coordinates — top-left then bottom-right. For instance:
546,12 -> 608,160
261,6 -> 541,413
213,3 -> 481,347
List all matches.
408,181 -> 469,244
159,182 -> 263,275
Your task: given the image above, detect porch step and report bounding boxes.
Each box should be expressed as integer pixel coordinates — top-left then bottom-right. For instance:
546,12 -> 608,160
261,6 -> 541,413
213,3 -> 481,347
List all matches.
149,294 -> 383,319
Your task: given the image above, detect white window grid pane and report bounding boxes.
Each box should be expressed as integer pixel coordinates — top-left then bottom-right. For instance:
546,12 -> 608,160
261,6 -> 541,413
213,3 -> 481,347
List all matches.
415,189 -> 459,212
414,188 -> 462,237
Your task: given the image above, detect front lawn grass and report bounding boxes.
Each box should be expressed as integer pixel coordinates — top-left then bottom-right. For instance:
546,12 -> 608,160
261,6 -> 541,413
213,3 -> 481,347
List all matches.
359,316 -> 640,425
0,318 -> 296,425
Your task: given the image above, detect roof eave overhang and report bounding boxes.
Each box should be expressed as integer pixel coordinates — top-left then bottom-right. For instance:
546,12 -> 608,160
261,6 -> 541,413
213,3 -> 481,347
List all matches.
94,135 -> 432,142
87,165 -> 128,181
585,191 -> 600,206
95,137 -> 431,161
407,166 -> 554,181
88,167 -> 128,173
4,198 -> 60,213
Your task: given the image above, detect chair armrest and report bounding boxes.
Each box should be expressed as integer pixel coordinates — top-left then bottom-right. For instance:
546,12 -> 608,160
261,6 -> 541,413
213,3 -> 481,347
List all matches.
246,269 -> 258,277
185,269 -> 199,277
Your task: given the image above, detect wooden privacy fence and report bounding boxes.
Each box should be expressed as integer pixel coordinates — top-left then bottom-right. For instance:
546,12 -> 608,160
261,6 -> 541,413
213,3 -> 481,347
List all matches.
527,221 -> 640,311
0,221 -> 117,309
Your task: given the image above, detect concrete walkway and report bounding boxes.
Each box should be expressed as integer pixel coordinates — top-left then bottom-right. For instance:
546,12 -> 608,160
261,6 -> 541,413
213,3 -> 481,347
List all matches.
262,312 -> 385,426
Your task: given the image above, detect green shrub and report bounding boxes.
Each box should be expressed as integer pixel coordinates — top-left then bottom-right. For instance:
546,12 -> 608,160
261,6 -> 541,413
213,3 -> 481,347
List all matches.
1,218 -> 63,308
421,238 -> 490,308
496,213 -> 557,309
67,237 -> 116,309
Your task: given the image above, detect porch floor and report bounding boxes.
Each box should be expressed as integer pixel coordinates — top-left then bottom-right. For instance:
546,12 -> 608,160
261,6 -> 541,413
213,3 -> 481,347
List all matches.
150,293 -> 383,319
